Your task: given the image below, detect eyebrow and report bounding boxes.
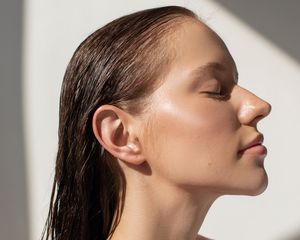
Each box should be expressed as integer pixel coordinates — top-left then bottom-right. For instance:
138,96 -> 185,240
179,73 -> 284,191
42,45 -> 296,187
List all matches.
189,62 -> 239,84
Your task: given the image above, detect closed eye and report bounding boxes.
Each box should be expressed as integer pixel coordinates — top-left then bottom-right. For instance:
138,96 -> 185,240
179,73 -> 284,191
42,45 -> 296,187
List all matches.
202,91 -> 230,100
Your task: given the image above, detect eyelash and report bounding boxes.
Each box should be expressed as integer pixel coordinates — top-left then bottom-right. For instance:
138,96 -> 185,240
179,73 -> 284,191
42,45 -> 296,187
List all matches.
200,79 -> 232,100
203,91 -> 228,100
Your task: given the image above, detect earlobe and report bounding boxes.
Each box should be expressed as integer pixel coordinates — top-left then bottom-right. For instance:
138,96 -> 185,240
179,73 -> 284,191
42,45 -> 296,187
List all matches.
92,104 -> 145,165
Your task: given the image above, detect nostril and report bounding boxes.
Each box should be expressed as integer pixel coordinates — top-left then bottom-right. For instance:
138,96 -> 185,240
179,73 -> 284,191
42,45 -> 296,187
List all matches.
238,100 -> 271,126
252,114 -> 264,125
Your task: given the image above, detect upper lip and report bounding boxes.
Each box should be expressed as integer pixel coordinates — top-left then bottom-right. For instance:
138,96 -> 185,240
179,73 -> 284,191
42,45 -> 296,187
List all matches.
238,134 -> 264,152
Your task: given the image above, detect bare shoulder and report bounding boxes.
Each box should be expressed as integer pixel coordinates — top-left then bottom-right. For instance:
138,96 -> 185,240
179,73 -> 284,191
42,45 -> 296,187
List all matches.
196,234 -> 214,240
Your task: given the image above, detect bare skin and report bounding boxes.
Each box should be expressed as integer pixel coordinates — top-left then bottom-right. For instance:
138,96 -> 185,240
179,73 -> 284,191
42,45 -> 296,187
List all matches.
93,18 -> 271,240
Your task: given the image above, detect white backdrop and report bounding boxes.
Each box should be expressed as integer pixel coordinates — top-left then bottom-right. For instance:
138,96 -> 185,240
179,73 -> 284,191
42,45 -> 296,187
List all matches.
23,0 -> 300,239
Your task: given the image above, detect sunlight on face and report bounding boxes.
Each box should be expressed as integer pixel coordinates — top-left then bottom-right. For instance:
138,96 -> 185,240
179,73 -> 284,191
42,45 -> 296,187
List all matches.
141,19 -> 271,196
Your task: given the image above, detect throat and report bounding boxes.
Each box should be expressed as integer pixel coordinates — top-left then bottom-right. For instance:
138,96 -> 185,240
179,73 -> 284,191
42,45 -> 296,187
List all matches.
108,176 -> 218,240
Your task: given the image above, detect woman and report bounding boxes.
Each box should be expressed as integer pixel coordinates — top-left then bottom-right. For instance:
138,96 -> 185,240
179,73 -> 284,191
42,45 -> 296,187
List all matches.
42,6 -> 271,240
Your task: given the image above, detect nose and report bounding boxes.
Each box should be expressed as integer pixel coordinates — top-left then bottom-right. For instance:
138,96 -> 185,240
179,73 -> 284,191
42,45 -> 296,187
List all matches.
235,86 -> 272,126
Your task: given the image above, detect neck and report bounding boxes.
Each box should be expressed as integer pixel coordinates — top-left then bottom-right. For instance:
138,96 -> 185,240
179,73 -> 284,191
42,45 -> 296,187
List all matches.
109,164 -> 219,240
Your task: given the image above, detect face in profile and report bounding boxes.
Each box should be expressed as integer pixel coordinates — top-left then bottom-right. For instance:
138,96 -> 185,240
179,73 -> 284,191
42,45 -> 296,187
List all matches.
138,19 -> 271,197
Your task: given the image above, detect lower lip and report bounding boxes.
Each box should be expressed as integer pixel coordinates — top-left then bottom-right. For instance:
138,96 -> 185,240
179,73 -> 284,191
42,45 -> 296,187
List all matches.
238,144 -> 267,155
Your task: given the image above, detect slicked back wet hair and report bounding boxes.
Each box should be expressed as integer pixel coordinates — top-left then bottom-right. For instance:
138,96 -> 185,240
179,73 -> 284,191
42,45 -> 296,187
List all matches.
42,6 -> 198,240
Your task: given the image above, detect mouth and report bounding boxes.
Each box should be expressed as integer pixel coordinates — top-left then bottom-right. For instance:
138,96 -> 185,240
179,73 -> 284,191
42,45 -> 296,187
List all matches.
238,134 -> 267,156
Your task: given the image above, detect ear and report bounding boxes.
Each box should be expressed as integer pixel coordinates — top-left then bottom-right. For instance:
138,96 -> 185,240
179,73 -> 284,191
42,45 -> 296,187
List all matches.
92,104 -> 145,165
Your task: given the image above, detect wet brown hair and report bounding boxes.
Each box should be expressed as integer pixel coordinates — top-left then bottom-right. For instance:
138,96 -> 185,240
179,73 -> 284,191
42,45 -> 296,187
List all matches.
42,6 -> 198,240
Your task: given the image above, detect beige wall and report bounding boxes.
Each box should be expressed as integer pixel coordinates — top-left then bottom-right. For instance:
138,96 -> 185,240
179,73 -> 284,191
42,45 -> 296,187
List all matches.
20,0 -> 300,239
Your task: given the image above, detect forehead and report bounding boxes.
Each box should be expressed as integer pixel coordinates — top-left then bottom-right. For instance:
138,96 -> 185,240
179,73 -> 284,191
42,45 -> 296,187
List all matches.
175,20 -> 234,64
165,19 -> 237,83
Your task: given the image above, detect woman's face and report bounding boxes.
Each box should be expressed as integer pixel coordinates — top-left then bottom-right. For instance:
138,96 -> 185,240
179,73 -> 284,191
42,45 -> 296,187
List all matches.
140,19 -> 271,196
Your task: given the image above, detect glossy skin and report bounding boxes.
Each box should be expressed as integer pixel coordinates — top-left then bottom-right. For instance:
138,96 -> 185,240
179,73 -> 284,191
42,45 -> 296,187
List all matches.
93,18 -> 271,240
139,19 -> 271,197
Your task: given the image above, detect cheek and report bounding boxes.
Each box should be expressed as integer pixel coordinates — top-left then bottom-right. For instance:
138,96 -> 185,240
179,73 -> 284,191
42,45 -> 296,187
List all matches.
144,98 -> 240,186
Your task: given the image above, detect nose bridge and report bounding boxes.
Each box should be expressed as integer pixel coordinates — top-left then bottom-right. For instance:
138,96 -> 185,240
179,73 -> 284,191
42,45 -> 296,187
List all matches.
235,86 -> 271,125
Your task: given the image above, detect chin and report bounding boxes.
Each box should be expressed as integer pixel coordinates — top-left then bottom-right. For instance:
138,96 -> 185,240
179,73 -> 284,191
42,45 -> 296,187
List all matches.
219,170 -> 269,196
243,171 -> 269,196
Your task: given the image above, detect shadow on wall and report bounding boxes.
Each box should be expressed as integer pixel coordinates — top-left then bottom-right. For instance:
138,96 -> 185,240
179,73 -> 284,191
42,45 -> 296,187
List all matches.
0,0 -> 29,240
214,1 -> 300,240
214,0 -> 300,64
286,231 -> 300,240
